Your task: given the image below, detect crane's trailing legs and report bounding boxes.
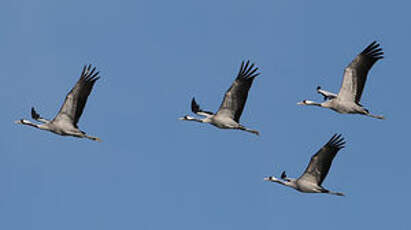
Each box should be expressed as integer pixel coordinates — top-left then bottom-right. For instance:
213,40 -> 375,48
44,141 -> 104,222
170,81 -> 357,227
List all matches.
83,134 -> 102,142
323,189 -> 345,196
238,125 -> 259,136
364,110 -> 385,120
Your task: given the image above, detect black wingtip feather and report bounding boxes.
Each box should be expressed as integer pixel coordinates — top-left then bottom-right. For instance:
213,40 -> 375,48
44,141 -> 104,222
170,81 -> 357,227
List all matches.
80,64 -> 101,83
362,41 -> 384,60
89,67 -> 96,75
243,60 -> 250,71
327,134 -> 345,150
237,60 -> 260,80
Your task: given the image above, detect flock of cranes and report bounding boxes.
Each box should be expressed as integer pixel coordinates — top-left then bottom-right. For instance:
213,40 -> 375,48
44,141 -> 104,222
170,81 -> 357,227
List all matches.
15,41 -> 385,196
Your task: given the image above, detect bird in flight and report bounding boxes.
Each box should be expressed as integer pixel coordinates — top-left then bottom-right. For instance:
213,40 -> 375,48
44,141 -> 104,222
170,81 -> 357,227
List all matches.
180,60 -> 260,135
298,41 -> 385,119
15,65 -> 102,142
265,134 -> 345,196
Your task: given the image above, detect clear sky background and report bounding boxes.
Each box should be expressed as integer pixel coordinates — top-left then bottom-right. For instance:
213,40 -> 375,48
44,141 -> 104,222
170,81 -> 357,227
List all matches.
1,0 -> 410,229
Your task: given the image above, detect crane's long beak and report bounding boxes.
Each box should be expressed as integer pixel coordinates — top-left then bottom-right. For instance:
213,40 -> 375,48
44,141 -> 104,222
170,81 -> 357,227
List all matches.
179,115 -> 191,120
297,101 -> 304,105
15,119 -> 23,124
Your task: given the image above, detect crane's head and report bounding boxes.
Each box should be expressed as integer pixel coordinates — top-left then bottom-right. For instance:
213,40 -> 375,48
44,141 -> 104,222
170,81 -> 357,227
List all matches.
297,100 -> 322,106
264,176 -> 281,183
264,170 -> 292,183
15,119 -> 30,125
297,99 -> 309,105
179,115 -> 205,124
179,115 -> 195,121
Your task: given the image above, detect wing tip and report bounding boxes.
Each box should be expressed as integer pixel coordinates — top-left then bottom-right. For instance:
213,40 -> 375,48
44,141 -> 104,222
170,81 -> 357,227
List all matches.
280,171 -> 287,179
362,41 -> 384,60
191,97 -> 200,113
328,133 -> 345,149
238,60 -> 260,80
81,64 -> 101,82
31,107 -> 40,120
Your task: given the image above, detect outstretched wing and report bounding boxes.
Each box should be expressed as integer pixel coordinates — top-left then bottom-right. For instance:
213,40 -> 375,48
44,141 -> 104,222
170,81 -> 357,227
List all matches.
317,86 -> 337,100
298,134 -> 345,186
53,65 -> 100,127
191,97 -> 214,116
281,171 -> 287,180
31,107 -> 41,120
216,60 -> 260,122
338,41 -> 384,103
31,107 -> 50,123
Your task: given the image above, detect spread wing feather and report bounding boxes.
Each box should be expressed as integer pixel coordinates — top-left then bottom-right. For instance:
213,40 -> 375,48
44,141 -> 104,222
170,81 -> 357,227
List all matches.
53,65 -> 100,127
216,60 -> 260,122
338,41 -> 383,103
298,134 -> 345,185
191,97 -> 214,116
317,86 -> 337,100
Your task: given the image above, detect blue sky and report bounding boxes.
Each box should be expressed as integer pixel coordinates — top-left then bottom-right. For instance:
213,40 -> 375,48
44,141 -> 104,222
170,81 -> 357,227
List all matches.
1,0 -> 410,229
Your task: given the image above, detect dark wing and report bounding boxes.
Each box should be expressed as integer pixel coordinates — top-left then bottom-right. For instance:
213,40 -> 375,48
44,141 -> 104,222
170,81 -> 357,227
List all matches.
31,107 -> 51,123
53,65 -> 100,127
191,97 -> 214,116
31,107 -> 41,120
280,171 -> 287,180
280,171 -> 291,182
317,86 -> 337,100
298,134 -> 345,185
216,60 -> 260,122
338,41 -> 384,103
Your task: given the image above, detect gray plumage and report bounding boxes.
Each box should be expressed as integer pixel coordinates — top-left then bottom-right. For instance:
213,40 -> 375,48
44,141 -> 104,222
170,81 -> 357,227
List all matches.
180,60 -> 260,135
265,134 -> 345,196
298,41 -> 384,119
15,65 -> 101,142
